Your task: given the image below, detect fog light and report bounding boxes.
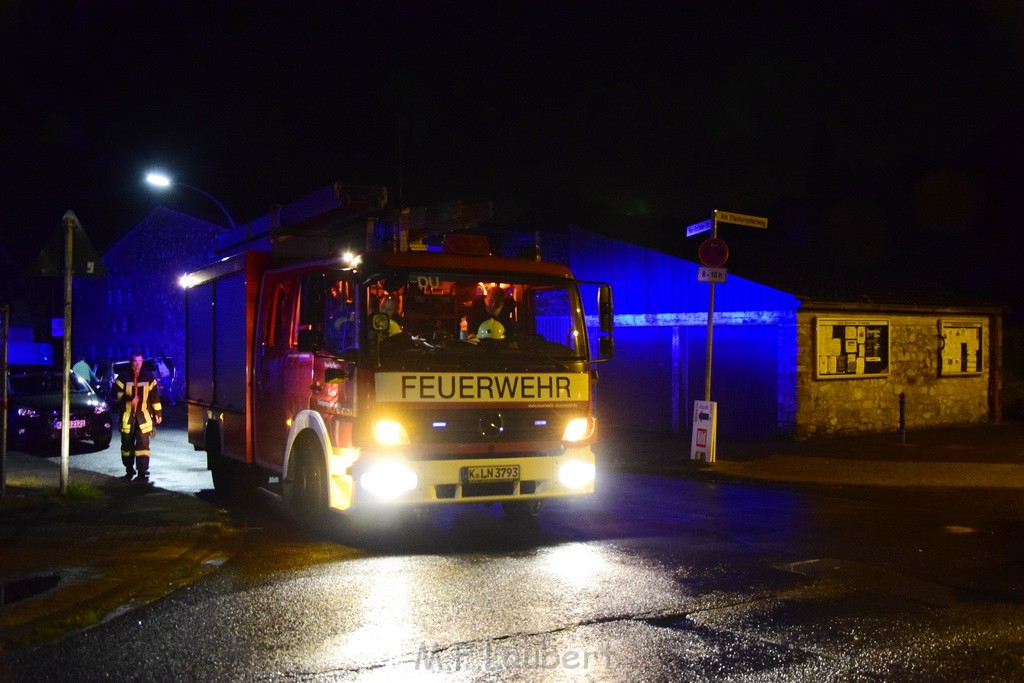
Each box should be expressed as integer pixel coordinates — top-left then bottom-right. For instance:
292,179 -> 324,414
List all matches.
360,461 -> 417,499
562,416 -> 594,442
372,419 -> 410,446
558,460 -> 595,489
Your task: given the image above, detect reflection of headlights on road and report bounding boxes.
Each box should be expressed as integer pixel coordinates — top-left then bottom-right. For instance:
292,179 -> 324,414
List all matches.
360,461 -> 418,499
558,460 -> 595,489
372,419 -> 410,446
561,416 -> 595,442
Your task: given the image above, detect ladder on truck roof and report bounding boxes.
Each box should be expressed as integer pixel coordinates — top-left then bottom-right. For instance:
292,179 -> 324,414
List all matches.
212,181 -> 494,258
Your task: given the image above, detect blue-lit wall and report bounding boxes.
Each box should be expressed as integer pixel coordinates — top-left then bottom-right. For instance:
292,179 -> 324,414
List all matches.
72,207 -> 224,401
568,227 -> 800,439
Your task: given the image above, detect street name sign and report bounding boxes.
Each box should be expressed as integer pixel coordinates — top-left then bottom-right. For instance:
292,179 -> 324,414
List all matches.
685,218 -> 713,237
715,210 -> 768,229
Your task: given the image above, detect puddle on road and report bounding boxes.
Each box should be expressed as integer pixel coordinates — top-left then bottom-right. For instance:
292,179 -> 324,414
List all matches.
1,574 -> 61,606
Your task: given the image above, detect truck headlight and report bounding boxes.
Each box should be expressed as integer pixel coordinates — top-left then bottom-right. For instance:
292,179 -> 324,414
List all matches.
558,460 -> 596,489
562,416 -> 595,442
360,460 -> 418,499
372,419 -> 410,446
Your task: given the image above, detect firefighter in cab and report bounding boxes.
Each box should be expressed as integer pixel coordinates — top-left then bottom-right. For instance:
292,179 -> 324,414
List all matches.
469,285 -> 516,340
379,294 -> 403,337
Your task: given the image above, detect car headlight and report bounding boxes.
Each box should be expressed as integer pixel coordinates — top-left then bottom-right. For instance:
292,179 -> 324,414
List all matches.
360,460 -> 418,499
562,416 -> 595,442
558,460 -> 596,489
15,407 -> 40,418
372,419 -> 410,446
93,401 -> 110,414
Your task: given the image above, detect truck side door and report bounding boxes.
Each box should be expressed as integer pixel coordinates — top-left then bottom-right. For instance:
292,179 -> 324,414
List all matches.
253,271 -> 312,471
313,273 -> 358,449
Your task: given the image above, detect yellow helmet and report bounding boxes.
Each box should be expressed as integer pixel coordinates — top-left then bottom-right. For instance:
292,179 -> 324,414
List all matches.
476,318 -> 506,340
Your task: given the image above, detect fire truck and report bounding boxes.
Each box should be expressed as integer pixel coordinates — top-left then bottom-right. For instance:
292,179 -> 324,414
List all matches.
183,187 -> 613,528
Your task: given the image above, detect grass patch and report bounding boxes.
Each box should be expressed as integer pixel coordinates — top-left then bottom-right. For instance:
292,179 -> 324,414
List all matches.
51,480 -> 104,503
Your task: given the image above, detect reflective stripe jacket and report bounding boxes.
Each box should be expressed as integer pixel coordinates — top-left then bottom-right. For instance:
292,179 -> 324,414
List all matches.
114,367 -> 163,434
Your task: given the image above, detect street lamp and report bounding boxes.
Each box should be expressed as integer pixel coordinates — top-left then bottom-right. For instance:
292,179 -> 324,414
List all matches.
144,172 -> 237,230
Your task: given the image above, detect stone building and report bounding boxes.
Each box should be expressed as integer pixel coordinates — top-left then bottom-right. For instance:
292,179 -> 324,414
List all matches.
791,306 -> 998,439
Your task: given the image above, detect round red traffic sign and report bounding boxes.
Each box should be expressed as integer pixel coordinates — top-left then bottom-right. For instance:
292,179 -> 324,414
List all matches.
698,238 -> 729,267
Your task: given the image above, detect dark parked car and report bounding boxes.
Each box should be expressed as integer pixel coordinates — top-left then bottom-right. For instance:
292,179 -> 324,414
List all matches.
6,368 -> 114,449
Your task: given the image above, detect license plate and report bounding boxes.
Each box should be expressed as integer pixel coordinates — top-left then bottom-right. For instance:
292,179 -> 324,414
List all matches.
462,464 -> 520,482
55,419 -> 87,430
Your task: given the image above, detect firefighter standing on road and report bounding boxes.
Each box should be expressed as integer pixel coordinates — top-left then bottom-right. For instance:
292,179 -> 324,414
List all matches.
115,351 -> 163,482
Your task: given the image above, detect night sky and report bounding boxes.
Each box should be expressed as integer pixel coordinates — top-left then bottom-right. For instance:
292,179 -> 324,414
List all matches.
3,2 -> 1023,319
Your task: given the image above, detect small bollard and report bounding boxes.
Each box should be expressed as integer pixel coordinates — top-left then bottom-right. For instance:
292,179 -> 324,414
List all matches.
898,392 -> 906,445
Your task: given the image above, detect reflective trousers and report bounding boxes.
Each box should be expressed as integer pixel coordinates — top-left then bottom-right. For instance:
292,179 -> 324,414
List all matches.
120,417 -> 152,477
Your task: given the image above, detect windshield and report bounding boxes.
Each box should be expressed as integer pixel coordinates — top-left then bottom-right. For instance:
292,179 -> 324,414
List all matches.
356,271 -> 588,369
9,371 -> 91,396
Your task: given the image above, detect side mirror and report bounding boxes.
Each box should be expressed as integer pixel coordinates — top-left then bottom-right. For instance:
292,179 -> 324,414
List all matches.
599,336 -> 614,359
598,284 -> 613,333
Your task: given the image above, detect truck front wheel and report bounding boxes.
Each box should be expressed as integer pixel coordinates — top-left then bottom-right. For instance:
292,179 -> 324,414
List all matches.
283,442 -> 330,532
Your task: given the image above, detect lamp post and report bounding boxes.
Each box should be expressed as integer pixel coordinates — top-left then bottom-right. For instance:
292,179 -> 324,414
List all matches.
144,172 -> 237,230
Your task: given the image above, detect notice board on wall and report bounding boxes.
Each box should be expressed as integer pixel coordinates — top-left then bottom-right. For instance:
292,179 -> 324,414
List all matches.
814,318 -> 890,379
939,320 -> 983,376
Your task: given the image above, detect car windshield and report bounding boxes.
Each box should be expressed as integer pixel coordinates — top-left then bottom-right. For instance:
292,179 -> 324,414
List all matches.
9,371 -> 91,396
354,270 -> 589,370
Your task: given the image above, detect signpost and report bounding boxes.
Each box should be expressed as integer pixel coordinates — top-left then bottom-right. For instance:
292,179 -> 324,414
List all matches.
31,212 -> 105,494
687,208 -> 768,462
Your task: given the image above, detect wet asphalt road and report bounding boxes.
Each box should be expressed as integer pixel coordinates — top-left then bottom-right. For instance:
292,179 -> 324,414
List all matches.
4,416 -> 1024,680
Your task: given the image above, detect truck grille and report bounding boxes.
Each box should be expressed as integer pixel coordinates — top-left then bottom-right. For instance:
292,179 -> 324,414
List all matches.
435,479 -> 541,499
405,408 -> 575,445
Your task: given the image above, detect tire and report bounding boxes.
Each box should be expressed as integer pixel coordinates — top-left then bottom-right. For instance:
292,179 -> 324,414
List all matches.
207,425 -> 268,499
207,427 -> 235,496
502,500 -> 541,523
283,441 -> 331,533
94,437 -> 112,450
245,467 -> 271,490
